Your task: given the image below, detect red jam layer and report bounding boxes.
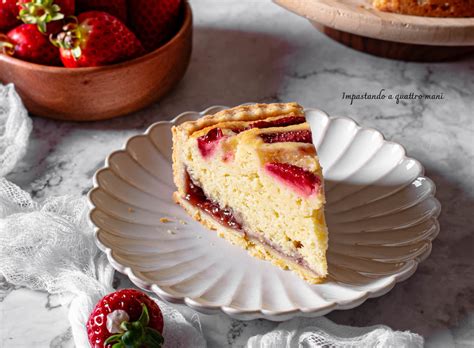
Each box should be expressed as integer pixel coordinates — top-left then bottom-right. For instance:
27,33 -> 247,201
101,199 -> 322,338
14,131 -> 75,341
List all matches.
265,162 -> 320,197
260,130 -> 312,144
184,172 -> 242,230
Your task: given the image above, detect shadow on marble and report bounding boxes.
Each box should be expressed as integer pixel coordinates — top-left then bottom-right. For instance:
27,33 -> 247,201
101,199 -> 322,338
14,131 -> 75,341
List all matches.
327,164 -> 474,338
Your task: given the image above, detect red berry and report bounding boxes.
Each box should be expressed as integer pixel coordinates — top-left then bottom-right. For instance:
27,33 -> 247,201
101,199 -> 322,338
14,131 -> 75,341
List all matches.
265,162 -> 320,197
0,0 -> 21,31
76,0 -> 127,23
197,127 -> 225,158
55,11 -> 145,67
129,0 -> 182,51
260,130 -> 313,144
5,24 -> 61,65
87,288 -> 164,348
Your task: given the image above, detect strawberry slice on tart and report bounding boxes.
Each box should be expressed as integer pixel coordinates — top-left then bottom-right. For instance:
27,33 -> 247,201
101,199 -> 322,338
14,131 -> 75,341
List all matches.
172,103 -> 328,284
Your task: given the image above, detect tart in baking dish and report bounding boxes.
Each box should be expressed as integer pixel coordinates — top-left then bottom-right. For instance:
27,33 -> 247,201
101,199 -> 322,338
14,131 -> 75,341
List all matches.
171,103 -> 328,283
373,0 -> 474,17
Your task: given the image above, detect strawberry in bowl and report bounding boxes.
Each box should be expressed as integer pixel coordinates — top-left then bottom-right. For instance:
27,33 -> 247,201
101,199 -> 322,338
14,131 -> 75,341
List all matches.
0,0 -> 192,120
51,11 -> 145,67
87,288 -> 164,348
76,0 -> 128,23
0,24 -> 61,65
0,0 -> 21,31
129,0 -> 182,51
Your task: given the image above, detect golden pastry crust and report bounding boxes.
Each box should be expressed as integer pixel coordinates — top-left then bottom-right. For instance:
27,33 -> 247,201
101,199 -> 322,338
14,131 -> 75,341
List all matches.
373,0 -> 474,17
175,103 -> 304,136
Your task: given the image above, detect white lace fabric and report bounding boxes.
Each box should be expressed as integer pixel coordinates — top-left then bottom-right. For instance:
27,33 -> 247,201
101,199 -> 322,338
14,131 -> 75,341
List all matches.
0,84 -> 32,177
0,178 -> 206,348
247,317 -> 423,348
0,84 -> 423,348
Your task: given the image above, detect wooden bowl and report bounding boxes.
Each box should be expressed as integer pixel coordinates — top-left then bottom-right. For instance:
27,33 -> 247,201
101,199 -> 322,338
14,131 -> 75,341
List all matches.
0,3 -> 193,121
274,0 -> 474,61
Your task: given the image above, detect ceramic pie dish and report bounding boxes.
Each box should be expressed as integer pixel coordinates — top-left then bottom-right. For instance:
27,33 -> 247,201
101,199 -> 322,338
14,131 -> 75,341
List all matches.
274,0 -> 474,46
88,105 -> 441,321
274,0 -> 474,61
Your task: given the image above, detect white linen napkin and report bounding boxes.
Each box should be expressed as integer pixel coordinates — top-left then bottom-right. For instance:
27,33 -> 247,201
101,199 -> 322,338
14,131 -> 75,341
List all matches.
0,84 -> 423,348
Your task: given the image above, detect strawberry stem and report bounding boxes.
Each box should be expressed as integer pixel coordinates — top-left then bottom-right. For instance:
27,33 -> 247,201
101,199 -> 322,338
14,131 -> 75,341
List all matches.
103,304 -> 164,348
0,35 -> 15,56
50,17 -> 83,60
19,0 -> 65,34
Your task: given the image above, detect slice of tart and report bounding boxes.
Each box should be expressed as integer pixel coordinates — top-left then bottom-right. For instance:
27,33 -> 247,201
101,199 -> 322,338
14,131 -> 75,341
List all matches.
373,0 -> 474,17
171,103 -> 328,283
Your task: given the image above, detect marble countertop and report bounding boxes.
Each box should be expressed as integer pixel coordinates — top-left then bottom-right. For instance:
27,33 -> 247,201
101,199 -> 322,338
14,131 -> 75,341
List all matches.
2,0 -> 474,347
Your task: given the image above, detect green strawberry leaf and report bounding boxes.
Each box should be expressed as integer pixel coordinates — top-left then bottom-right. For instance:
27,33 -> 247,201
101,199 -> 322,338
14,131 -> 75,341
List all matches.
102,303 -> 164,348
138,303 -> 150,327
104,333 -> 123,345
145,328 -> 165,346
19,0 -> 66,34
51,13 -> 64,21
37,20 -> 47,33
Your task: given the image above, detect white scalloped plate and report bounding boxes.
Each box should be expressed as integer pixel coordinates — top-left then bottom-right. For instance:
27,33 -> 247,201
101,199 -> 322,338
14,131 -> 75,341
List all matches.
88,106 -> 441,321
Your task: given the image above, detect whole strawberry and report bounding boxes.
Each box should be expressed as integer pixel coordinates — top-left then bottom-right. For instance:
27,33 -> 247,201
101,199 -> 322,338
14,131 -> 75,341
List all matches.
53,11 -> 145,67
0,1 -> 21,31
77,0 -> 127,24
129,0 -> 182,52
0,24 -> 61,65
87,288 -> 164,348
18,0 -> 75,34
